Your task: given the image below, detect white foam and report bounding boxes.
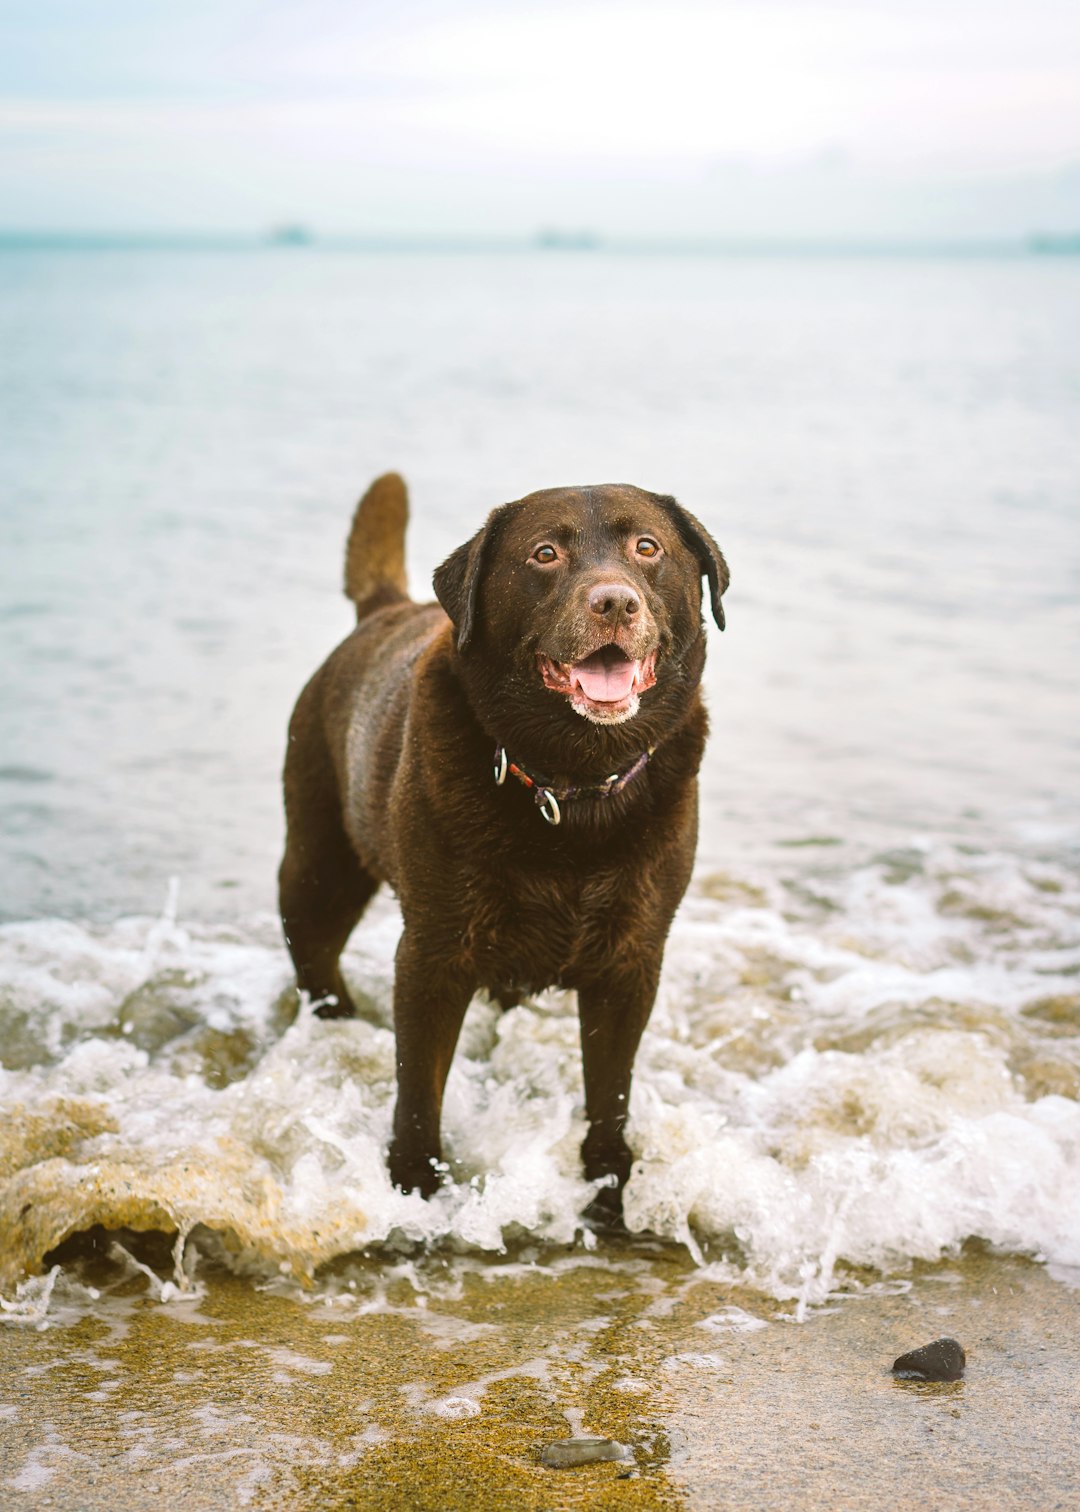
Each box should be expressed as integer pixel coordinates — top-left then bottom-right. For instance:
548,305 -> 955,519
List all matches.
1,845 -> 1078,1313
429,1396 -> 482,1420
664,1352 -> 730,1373
697,1306 -> 768,1334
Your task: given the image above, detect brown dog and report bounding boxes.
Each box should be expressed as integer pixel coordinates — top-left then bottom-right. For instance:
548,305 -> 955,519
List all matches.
279,475 -> 728,1213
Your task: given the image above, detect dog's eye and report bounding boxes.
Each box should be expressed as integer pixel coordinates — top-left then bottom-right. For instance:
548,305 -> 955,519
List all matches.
532,544 -> 559,564
635,537 -> 661,558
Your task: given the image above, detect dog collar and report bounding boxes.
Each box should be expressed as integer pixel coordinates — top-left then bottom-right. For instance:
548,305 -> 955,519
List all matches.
492,743 -> 655,826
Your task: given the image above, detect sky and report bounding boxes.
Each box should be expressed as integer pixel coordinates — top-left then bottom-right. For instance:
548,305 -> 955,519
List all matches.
2,0 -> 1079,240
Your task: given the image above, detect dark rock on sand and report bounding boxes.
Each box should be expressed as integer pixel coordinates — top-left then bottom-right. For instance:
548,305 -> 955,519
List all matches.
540,1436 -> 632,1469
892,1337 -> 966,1381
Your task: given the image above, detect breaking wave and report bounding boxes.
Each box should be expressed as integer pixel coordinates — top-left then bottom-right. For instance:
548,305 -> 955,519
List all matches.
3,842 -> 1079,1320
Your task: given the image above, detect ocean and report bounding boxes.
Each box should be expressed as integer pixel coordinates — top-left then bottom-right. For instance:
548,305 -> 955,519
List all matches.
1,243 -> 1079,1331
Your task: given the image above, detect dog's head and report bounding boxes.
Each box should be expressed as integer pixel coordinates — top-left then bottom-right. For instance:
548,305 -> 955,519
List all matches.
434,484 -> 727,755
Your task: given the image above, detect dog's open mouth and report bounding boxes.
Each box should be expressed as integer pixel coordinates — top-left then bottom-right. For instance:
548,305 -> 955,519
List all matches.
538,646 -> 657,724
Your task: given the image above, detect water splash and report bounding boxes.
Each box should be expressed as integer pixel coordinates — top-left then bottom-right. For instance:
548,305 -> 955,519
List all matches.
2,845 -> 1079,1315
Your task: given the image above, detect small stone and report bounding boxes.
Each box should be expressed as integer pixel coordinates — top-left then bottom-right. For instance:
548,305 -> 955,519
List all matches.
892,1337 -> 966,1382
540,1436 -> 632,1469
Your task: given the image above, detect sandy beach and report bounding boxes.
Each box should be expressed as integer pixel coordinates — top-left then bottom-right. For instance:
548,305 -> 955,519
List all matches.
2,1238 -> 1078,1510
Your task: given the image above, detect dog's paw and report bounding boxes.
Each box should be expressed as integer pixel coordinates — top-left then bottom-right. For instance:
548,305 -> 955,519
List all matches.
312,992 -> 357,1020
388,1145 -> 444,1199
582,1184 -> 627,1233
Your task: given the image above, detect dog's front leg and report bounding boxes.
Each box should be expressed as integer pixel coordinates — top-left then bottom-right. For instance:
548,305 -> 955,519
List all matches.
388,931 -> 475,1197
576,961 -> 662,1217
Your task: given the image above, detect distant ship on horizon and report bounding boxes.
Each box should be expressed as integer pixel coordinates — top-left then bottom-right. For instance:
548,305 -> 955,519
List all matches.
267,223 -> 314,246
1028,232 -> 1080,254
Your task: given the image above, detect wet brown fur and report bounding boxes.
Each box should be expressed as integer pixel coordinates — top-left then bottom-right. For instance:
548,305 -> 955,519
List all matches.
279,474 -> 728,1211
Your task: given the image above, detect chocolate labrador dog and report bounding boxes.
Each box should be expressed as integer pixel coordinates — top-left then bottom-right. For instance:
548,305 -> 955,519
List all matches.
279,474 -> 728,1213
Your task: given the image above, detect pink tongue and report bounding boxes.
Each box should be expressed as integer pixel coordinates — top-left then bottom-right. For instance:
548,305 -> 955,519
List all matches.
571,654 -> 639,703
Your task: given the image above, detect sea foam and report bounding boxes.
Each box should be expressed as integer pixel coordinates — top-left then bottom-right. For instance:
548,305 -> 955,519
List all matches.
2,842 -> 1078,1317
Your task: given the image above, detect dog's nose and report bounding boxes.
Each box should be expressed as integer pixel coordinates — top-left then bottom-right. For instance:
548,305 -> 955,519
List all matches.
588,582 -> 641,621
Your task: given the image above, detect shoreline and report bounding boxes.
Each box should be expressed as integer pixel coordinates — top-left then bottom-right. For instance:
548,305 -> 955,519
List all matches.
2,1241 -> 1078,1509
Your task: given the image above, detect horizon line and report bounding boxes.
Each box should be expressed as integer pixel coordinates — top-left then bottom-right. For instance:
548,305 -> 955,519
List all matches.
1,228 -> 1078,257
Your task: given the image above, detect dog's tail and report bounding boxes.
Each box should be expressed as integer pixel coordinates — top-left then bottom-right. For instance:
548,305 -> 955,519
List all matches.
344,472 -> 410,619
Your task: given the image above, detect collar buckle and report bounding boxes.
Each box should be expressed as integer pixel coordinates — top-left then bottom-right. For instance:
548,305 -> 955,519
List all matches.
492,742 -> 654,823
537,789 -> 561,825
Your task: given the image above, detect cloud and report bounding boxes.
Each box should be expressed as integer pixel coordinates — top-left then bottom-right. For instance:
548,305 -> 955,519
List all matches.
1,0 -> 1078,232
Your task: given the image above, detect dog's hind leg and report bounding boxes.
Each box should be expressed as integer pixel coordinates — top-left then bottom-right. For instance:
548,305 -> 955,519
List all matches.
279,834 -> 377,1019
279,700 -> 378,1019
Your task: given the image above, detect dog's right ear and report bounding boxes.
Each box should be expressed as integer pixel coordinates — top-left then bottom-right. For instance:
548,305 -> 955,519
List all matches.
433,522 -> 491,652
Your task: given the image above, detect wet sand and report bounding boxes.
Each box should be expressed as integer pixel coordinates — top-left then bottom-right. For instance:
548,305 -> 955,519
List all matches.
2,1240 -> 1079,1510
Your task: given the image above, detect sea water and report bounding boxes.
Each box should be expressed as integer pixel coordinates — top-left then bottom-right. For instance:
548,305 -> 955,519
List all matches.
1,246 -> 1078,1321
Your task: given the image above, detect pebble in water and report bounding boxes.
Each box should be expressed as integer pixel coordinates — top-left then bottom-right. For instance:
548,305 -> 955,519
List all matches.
892,1337 -> 966,1382
540,1437 -> 633,1469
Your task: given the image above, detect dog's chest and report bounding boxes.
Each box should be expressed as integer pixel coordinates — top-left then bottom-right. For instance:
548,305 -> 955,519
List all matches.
461,859 -> 637,995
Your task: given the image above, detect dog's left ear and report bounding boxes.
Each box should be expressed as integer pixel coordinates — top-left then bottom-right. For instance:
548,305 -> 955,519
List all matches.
433,518 -> 492,651
655,495 -> 730,631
